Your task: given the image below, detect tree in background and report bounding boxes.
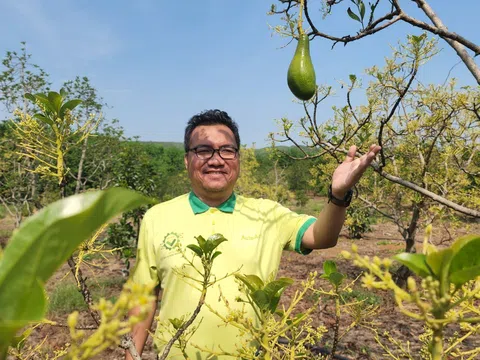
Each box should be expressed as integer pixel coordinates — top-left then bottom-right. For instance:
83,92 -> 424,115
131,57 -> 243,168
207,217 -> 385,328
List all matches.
0,42 -> 50,115
63,76 -> 106,195
236,145 -> 293,203
0,42 -> 51,225
270,34 -> 479,283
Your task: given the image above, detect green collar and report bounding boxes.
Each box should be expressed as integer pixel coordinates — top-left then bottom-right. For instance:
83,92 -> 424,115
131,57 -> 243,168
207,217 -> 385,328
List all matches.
188,192 -> 236,214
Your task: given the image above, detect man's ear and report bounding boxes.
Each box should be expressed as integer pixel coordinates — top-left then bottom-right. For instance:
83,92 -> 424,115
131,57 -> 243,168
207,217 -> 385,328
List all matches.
184,153 -> 188,170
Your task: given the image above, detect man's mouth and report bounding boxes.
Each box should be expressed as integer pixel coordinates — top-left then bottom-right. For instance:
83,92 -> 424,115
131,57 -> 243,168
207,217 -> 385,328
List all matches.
204,171 -> 226,175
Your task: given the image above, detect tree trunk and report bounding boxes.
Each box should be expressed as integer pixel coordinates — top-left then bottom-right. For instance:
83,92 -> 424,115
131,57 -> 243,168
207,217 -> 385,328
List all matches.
394,201 -> 423,286
75,136 -> 89,194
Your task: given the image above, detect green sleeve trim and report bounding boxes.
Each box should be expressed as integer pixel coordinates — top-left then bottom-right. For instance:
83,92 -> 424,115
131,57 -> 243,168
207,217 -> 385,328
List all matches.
295,217 -> 316,255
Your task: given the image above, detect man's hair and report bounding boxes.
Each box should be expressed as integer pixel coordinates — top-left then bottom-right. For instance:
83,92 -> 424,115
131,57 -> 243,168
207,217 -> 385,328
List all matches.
184,109 -> 241,152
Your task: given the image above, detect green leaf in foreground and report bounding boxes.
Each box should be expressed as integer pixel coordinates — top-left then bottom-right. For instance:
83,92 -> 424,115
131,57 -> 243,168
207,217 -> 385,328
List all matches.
448,234 -> 480,286
0,188 -> 155,349
393,253 -> 431,278
323,260 -> 337,276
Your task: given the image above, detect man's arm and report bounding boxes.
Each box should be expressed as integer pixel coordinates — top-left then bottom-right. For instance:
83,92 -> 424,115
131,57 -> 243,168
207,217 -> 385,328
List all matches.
302,144 -> 381,250
125,287 -> 160,360
302,200 -> 347,249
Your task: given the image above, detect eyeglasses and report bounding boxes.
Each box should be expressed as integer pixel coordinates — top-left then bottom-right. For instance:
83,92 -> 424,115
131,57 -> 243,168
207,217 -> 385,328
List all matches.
188,145 -> 238,160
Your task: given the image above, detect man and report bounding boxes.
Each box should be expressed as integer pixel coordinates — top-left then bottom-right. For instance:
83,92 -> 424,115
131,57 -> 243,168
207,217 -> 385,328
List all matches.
126,109 -> 381,359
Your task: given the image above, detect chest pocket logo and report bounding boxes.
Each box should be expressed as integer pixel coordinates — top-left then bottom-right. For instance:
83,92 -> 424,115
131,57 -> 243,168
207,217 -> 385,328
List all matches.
163,232 -> 182,250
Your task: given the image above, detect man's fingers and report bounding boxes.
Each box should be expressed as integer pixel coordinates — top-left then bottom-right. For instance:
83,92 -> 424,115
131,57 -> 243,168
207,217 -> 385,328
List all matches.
366,145 -> 381,160
345,145 -> 357,162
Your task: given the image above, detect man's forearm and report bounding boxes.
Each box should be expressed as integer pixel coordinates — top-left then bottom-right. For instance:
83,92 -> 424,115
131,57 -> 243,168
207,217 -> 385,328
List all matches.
125,297 -> 158,360
301,200 -> 347,250
312,201 -> 347,248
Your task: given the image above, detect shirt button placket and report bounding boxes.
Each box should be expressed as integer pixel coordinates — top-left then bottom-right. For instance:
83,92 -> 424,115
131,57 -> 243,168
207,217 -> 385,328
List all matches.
210,208 -> 217,233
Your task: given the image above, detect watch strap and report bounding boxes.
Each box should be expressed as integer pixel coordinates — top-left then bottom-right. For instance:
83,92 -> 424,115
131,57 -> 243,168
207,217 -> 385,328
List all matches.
328,185 -> 353,207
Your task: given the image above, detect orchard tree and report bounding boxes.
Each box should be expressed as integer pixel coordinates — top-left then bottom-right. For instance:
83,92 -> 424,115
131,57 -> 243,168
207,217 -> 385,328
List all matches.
270,0 -> 480,85
0,41 -> 49,115
0,42 -> 51,217
0,122 -> 33,227
270,35 -> 479,278
63,76 -> 105,194
268,1 -> 479,239
236,146 -> 293,203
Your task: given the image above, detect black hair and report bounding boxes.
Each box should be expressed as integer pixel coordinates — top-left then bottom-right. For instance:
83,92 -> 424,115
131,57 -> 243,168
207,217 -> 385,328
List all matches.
184,109 -> 241,152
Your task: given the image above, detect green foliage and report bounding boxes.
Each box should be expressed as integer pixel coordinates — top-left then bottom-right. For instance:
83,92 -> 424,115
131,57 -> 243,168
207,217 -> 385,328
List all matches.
394,233 -> 480,287
320,260 -> 345,289
340,289 -> 381,306
236,274 -> 294,313
0,42 -> 50,114
345,203 -> 374,239
48,277 -> 126,314
0,188 -> 154,355
187,234 -> 227,262
105,216 -> 137,266
345,228 -> 480,360
48,283 -> 88,314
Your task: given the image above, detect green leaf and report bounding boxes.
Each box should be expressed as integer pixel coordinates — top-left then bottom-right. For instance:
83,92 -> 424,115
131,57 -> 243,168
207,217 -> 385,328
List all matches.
29,93 -> 56,115
263,278 -> 294,299
393,253 -> 431,278
269,293 -> 285,313
59,99 -> 82,118
0,188 -> 155,345
449,234 -> 480,286
196,235 -> 206,250
211,251 -> 222,261
33,113 -> 53,126
24,93 -> 36,102
450,266 -> 480,286
328,272 -> 345,287
47,91 -> 63,115
251,290 -> 269,310
347,7 -> 361,23
209,234 -> 227,251
263,278 -> 293,313
323,260 -> 337,276
59,88 -> 68,98
349,74 -> 357,84
426,248 -> 454,279
169,318 -> 184,330
186,244 -> 203,257
235,274 -> 264,293
359,1 -> 365,20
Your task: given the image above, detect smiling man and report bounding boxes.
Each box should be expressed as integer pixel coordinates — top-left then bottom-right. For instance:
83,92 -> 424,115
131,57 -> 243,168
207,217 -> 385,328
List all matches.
126,109 -> 381,359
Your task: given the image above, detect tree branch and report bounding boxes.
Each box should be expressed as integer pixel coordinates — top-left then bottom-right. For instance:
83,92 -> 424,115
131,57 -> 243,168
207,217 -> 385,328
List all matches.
411,0 -> 480,84
324,143 -> 480,217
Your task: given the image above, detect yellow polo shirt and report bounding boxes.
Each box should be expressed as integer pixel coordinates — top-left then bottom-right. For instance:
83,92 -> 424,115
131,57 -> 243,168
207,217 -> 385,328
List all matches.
131,192 -> 316,359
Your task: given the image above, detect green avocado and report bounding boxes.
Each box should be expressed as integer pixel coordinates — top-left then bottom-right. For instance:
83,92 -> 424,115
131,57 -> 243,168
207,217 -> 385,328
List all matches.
287,34 -> 316,101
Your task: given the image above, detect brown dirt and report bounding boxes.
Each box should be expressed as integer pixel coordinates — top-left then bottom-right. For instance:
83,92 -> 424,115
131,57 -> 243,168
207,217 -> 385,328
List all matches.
4,218 -> 480,359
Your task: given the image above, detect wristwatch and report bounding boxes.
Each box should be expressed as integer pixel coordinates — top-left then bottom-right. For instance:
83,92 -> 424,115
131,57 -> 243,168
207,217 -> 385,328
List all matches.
328,185 -> 353,207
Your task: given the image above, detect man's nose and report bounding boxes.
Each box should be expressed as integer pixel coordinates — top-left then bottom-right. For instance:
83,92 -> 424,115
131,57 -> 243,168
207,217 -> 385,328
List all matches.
207,151 -> 225,164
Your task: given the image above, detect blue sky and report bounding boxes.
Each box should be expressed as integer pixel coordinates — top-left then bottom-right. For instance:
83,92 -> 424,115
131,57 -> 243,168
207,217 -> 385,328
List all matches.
1,0 -> 479,148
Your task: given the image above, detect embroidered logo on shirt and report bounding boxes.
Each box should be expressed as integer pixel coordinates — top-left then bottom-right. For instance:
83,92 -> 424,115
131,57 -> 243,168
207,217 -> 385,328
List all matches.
163,232 -> 181,250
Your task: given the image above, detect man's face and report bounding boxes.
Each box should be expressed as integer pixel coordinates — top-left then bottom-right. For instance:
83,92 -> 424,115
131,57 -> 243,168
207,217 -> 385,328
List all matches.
184,124 -> 240,202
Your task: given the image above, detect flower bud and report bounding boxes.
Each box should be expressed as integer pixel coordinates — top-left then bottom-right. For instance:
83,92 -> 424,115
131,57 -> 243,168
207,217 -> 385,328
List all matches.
407,277 -> 417,292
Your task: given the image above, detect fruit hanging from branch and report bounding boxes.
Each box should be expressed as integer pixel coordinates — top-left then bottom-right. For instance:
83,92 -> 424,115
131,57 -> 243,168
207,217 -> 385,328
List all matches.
287,0 -> 316,101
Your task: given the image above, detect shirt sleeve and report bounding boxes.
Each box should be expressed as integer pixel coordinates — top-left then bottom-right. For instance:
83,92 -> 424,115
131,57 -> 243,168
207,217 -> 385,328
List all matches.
130,211 -> 160,287
273,203 -> 317,255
